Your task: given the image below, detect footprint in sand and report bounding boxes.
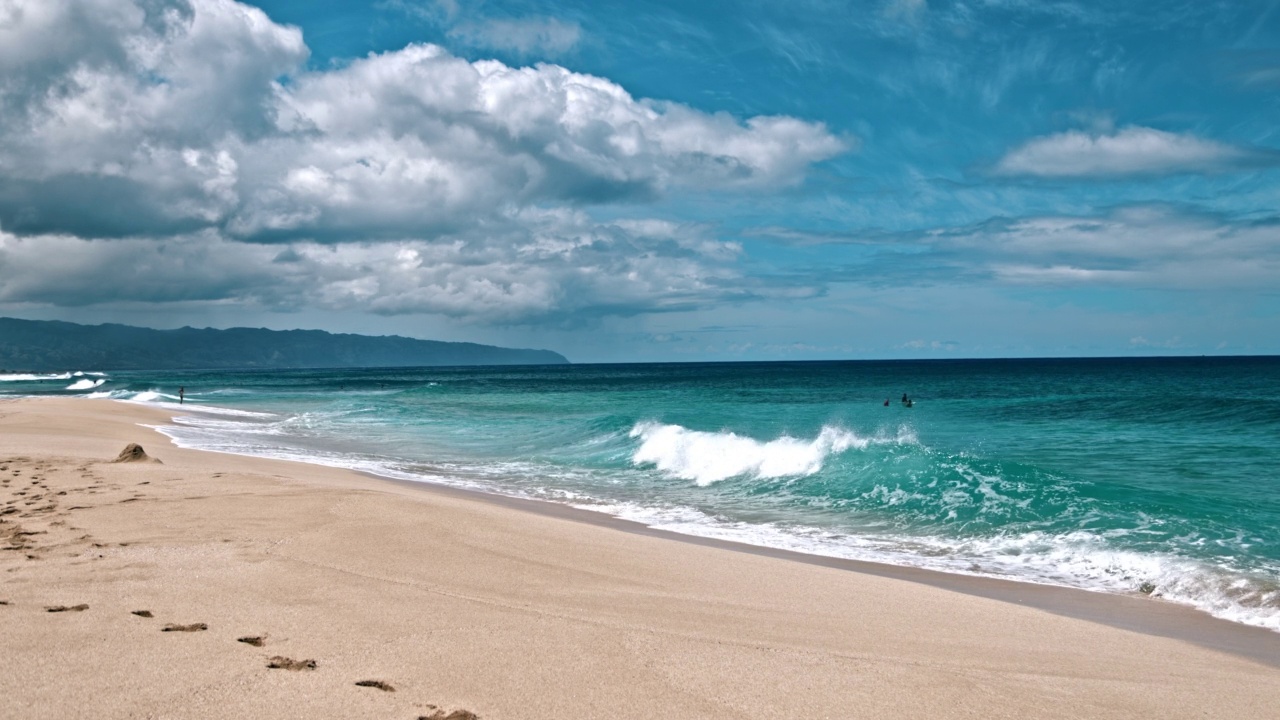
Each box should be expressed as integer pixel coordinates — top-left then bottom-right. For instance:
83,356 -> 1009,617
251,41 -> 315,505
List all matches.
162,623 -> 208,632
418,709 -> 480,720
237,635 -> 266,646
267,656 -> 316,670
46,604 -> 89,612
354,680 -> 395,692
131,610 -> 154,618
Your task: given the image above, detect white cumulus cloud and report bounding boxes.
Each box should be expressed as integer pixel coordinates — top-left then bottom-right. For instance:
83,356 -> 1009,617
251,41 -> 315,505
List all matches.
0,209 -> 792,324
993,127 -> 1255,178
0,0 -> 847,243
0,0 -> 846,324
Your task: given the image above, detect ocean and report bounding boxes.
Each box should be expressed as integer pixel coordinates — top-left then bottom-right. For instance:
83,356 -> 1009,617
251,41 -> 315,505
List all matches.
4,357 -> 1279,631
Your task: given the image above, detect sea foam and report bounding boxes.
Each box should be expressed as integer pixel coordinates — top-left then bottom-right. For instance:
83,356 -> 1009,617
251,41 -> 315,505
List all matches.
571,498 -> 1280,631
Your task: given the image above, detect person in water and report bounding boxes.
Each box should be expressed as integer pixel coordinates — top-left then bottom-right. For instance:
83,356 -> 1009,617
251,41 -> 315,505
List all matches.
884,399 -> 890,406
179,386 -> 184,405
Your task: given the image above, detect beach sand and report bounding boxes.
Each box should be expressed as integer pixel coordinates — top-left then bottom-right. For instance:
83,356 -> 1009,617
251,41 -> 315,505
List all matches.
2,397 -> 1278,719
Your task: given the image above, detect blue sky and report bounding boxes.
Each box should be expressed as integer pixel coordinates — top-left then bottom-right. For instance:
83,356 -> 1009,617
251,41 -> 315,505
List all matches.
0,0 -> 1277,361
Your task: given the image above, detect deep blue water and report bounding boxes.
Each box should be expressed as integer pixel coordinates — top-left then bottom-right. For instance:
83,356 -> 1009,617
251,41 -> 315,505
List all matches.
5,357 -> 1279,630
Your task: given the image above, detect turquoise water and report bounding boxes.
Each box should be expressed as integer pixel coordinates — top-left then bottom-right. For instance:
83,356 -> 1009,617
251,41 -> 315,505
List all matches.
5,358 -> 1280,630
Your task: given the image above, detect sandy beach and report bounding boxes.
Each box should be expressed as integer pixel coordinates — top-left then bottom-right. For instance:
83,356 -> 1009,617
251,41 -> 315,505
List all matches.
2,397 -> 1278,719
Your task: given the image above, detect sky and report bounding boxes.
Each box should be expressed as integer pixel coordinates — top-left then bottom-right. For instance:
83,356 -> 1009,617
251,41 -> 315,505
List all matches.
0,0 -> 1277,362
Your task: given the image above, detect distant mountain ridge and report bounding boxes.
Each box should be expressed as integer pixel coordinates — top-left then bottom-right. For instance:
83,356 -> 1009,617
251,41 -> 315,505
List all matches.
0,318 -> 568,370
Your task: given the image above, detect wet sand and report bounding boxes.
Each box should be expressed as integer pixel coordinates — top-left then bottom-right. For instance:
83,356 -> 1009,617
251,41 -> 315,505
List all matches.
2,397 -> 1278,719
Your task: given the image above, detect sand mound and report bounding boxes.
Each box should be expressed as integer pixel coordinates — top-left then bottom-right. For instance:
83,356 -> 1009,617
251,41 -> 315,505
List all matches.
113,444 -> 160,464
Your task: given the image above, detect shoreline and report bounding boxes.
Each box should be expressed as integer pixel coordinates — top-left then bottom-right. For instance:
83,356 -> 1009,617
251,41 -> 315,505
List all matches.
4,396 -> 1280,718
150,400 -> 1280,664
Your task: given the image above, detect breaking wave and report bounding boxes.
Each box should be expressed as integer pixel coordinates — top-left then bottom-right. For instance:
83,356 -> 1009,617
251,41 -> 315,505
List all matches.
629,421 -> 915,485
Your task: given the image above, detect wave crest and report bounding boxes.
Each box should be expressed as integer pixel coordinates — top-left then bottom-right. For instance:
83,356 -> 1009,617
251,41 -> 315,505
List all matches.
0,371 -> 106,382
0,372 -> 72,382
629,421 -> 909,485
